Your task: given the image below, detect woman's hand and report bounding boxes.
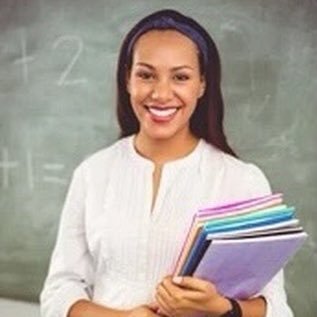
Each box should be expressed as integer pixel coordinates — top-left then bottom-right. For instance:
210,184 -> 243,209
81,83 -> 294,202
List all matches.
127,304 -> 162,317
154,276 -> 231,317
68,300 -> 161,317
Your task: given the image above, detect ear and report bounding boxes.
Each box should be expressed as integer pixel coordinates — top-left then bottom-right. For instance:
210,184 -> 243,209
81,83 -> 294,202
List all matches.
199,76 -> 206,98
126,71 -> 131,94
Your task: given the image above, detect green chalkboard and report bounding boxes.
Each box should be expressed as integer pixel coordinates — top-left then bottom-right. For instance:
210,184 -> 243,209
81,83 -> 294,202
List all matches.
0,1 -> 316,316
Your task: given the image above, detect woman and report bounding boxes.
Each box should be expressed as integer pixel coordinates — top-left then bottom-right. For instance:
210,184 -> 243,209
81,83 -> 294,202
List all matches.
40,9 -> 293,317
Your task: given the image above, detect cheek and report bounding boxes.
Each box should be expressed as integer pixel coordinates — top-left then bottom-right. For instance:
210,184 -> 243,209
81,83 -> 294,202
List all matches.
182,88 -> 201,108
129,96 -> 142,119
129,82 -> 151,101
129,86 -> 150,118
180,90 -> 201,118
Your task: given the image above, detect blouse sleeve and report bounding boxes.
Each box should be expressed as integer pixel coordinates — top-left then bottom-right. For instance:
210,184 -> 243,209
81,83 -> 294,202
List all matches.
40,163 -> 94,317
247,164 -> 294,317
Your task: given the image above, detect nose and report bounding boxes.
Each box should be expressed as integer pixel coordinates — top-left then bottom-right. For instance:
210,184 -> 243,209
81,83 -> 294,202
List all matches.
151,79 -> 174,102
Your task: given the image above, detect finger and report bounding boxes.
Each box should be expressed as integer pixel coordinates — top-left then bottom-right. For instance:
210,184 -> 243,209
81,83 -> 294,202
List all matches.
160,277 -> 178,298
178,288 -> 207,301
155,292 -> 174,316
147,302 -> 159,312
172,276 -> 219,302
161,276 -> 204,303
162,276 -> 185,295
173,276 -> 217,293
157,282 -> 173,303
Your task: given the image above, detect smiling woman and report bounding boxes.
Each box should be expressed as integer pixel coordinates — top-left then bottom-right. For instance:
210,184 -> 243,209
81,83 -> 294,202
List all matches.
40,9 -> 294,317
127,30 -> 205,145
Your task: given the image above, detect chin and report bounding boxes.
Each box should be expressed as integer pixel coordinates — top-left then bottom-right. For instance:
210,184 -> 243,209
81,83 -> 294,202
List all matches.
144,128 -> 185,142
147,132 -> 174,141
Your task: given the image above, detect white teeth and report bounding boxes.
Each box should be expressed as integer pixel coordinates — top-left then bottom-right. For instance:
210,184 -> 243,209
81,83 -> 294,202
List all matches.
147,107 -> 178,117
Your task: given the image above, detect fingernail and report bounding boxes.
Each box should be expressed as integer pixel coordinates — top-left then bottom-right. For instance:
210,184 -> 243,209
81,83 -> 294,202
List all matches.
172,276 -> 183,284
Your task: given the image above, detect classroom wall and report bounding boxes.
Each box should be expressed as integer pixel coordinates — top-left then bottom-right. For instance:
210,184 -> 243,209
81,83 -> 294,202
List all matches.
0,0 -> 316,316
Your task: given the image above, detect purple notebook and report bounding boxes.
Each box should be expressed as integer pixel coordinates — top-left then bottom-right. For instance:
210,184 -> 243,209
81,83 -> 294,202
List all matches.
194,232 -> 307,299
198,193 -> 283,216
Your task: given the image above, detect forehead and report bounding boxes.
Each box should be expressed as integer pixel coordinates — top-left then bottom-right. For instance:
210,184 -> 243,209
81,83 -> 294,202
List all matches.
132,30 -> 199,65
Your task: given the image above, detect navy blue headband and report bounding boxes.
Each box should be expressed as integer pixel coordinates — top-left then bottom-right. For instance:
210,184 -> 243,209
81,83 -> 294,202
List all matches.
127,16 -> 208,66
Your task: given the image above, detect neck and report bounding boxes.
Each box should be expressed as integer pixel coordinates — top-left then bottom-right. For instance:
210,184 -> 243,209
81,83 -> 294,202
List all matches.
134,132 -> 199,166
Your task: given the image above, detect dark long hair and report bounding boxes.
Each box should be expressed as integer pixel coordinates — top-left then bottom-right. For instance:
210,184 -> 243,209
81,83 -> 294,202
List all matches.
116,9 -> 237,157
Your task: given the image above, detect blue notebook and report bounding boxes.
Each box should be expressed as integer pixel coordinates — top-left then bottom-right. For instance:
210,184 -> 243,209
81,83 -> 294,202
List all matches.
180,208 -> 295,275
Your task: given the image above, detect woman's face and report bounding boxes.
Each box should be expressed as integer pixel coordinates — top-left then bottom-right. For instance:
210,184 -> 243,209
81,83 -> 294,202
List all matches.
127,30 -> 205,142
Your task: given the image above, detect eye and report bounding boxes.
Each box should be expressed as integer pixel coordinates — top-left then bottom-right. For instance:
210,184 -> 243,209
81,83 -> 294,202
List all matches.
174,73 -> 190,82
135,71 -> 155,80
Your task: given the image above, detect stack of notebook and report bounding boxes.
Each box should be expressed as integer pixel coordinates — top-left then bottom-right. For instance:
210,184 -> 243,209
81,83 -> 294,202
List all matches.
173,193 -> 307,299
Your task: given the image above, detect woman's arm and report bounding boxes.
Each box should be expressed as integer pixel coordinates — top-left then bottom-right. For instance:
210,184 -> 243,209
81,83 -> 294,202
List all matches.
40,163 -> 162,317
256,270 -> 293,317
68,300 -> 161,317
155,276 -> 267,317
68,300 -> 128,317
154,264 -> 293,317
40,164 -> 94,317
245,166 -> 294,317
237,296 -> 266,317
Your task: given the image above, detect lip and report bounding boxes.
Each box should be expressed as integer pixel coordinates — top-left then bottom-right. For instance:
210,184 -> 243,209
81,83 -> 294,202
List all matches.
144,105 -> 181,109
144,105 -> 181,123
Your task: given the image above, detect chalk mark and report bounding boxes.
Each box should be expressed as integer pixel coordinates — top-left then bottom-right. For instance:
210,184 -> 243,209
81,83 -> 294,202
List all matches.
53,35 -> 87,86
0,147 -> 19,189
43,163 -> 65,170
42,176 -> 67,185
26,150 -> 34,190
42,162 -> 66,185
14,30 -> 35,83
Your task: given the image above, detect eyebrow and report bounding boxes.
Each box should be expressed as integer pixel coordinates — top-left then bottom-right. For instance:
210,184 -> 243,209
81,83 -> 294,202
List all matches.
135,62 -> 194,71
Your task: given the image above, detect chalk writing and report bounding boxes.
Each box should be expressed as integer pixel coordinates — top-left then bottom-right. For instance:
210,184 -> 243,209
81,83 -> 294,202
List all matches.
0,148 -> 19,189
26,150 -> 35,190
0,148 -> 68,189
53,35 -> 87,86
43,163 -> 67,185
14,30 -> 35,83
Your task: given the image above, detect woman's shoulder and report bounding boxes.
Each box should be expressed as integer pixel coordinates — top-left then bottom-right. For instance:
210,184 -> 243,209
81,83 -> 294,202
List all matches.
201,140 -> 271,196
202,140 -> 260,171
222,150 -> 265,178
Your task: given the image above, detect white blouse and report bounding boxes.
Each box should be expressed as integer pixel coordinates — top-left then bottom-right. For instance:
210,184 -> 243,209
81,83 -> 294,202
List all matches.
40,135 -> 294,317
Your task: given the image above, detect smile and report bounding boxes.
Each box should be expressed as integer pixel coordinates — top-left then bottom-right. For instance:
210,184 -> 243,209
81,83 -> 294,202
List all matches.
145,106 -> 181,118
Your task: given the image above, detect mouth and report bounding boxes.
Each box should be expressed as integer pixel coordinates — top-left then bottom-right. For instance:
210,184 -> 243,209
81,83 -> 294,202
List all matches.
144,105 -> 181,118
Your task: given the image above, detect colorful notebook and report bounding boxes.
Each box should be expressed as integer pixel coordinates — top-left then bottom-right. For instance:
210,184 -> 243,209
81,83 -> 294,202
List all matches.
173,194 -> 307,299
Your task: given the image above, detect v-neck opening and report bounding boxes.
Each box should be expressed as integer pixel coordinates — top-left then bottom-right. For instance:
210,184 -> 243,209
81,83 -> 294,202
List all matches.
125,134 -> 205,220
126,134 -> 204,170
150,164 -> 162,214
